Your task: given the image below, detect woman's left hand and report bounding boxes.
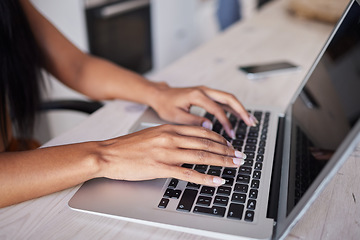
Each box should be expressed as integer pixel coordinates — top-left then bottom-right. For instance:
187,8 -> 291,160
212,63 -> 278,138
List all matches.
149,84 -> 258,139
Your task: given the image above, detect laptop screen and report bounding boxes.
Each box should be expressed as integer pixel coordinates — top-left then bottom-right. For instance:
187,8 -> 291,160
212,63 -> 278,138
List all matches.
286,0 -> 360,216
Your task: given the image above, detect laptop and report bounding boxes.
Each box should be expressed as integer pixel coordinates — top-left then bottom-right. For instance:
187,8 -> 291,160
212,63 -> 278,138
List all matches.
68,1 -> 360,239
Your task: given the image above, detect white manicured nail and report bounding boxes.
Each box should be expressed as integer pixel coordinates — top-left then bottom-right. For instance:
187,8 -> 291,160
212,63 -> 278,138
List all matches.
233,158 -> 245,166
202,121 -> 213,130
213,177 -> 226,185
235,151 -> 247,159
250,114 -> 259,126
230,130 -> 236,139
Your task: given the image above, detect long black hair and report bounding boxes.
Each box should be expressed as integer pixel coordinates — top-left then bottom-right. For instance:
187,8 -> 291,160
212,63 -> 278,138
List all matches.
0,0 -> 44,146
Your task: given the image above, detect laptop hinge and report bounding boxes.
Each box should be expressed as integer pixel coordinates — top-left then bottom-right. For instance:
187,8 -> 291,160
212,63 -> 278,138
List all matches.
266,116 -> 285,221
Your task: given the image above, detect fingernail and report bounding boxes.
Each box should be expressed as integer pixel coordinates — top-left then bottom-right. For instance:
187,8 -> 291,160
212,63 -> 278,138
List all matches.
202,121 -> 213,130
230,130 -> 236,139
227,140 -> 233,147
249,114 -> 259,126
213,177 -> 226,185
235,151 -> 247,159
233,158 -> 245,166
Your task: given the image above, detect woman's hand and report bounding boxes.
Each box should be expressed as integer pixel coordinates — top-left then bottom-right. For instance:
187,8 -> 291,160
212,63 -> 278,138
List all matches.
96,124 -> 246,186
149,84 -> 258,139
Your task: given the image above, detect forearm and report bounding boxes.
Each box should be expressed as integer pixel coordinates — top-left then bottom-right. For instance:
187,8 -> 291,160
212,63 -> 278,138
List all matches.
75,56 -> 167,105
20,0 -> 164,105
0,142 -> 102,208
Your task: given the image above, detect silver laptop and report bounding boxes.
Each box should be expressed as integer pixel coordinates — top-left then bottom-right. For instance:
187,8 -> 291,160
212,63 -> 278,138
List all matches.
69,1 -> 360,239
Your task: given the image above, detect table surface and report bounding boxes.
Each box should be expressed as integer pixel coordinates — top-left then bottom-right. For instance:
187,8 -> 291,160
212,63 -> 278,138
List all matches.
1,0 -> 359,239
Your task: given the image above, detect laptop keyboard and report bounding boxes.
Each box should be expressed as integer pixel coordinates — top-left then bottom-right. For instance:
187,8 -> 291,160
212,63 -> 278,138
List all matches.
157,110 -> 270,222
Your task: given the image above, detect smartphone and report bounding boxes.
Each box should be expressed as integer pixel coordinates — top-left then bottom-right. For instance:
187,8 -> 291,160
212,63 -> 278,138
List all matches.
239,61 -> 300,79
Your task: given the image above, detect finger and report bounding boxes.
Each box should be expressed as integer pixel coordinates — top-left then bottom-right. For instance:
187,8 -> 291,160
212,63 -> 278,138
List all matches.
169,108 -> 213,130
169,125 -> 229,146
187,90 -> 235,139
169,133 -> 247,161
166,165 -> 226,187
174,148 -> 246,168
200,87 -> 258,127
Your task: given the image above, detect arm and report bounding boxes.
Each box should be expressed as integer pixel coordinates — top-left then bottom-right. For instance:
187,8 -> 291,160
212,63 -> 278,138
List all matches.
20,0 -> 257,136
0,125 -> 245,208
0,1 -> 250,208
20,0 -> 159,104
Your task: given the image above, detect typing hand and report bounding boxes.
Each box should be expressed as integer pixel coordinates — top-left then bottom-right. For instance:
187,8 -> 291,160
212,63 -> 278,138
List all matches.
149,85 -> 258,139
96,124 -> 246,186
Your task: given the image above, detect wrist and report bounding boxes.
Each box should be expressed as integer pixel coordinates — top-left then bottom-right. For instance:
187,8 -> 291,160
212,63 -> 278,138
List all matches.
144,81 -> 169,109
79,141 -> 108,179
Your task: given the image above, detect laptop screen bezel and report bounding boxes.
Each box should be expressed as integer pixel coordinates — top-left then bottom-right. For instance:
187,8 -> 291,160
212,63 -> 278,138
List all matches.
274,0 -> 360,238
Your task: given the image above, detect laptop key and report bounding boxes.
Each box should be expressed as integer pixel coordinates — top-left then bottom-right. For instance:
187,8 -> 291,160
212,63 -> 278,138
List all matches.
168,179 -> 179,189
172,190 -> 182,199
237,174 -> 250,184
208,169 -> 221,176
243,159 -> 254,167
213,120 -> 222,133
245,145 -> 256,152
251,179 -> 260,189
231,193 -> 246,204
181,164 -> 194,169
176,189 -> 198,212
254,162 -> 262,170
204,112 -> 214,122
194,164 -> 208,173
256,155 -> 264,162
243,151 -> 255,159
213,195 -> 229,206
253,171 -> 261,180
223,177 -> 234,186
209,165 -> 222,170
232,139 -> 244,146
246,138 -> 257,145
222,168 -> 237,178
216,186 -> 232,196
239,166 -> 252,175
244,210 -> 255,222
200,186 -> 215,196
187,182 -> 200,189
193,206 -> 226,217
196,196 -> 212,206
247,199 -> 257,210
249,189 -> 258,199
158,198 -> 169,209
234,184 -> 249,194
227,203 -> 244,220
163,188 -> 174,198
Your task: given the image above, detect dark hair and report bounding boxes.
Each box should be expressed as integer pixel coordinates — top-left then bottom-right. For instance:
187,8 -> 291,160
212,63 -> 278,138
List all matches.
0,0 -> 44,146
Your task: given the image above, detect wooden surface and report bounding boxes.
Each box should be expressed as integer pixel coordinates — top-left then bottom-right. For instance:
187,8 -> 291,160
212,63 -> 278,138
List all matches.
288,0 -> 349,24
1,0 -> 359,239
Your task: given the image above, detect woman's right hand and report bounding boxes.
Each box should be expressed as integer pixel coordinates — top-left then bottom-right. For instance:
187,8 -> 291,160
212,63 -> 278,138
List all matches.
95,124 -> 246,186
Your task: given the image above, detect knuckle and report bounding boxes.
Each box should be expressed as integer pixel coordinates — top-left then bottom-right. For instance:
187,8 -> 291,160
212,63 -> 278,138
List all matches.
196,150 -> 208,163
223,145 -> 232,156
155,131 -> 173,145
221,155 -> 229,166
199,127 -> 212,138
200,138 -> 212,150
190,89 -> 204,98
182,168 -> 196,179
